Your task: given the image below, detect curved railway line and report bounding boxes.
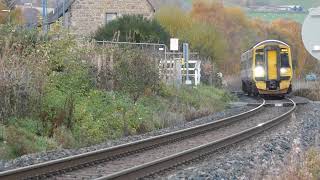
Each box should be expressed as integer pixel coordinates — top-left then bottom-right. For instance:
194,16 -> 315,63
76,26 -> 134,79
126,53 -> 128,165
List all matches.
0,98 -> 297,180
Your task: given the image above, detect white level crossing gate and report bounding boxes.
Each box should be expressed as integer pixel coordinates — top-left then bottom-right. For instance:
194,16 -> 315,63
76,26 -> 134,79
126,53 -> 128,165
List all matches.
96,41 -> 202,86
159,59 -> 201,86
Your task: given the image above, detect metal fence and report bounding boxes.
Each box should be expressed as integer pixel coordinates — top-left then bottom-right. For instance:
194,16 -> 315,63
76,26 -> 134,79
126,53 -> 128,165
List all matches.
95,41 -> 203,86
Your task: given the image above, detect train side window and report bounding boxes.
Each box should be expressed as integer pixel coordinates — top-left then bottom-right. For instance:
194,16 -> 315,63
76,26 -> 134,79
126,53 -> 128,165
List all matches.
281,53 -> 290,67
255,54 -> 264,66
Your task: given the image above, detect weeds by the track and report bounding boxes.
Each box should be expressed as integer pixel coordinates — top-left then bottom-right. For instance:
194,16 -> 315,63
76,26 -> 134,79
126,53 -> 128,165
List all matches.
293,81 -> 320,101
277,148 -> 320,180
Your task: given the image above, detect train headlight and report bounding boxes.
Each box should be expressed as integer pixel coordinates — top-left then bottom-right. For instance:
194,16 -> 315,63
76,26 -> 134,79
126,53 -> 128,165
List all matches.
280,68 -> 289,75
254,66 -> 265,77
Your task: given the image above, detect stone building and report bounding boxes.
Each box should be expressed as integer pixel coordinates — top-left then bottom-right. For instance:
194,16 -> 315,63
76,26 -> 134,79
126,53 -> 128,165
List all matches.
66,0 -> 155,36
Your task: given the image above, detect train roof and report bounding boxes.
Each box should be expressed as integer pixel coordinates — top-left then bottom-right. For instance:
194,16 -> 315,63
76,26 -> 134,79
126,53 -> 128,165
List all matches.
253,40 -> 290,49
242,40 -> 290,56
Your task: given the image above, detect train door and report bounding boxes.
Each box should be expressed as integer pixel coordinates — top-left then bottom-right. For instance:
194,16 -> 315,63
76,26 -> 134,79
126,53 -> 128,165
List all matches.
267,50 -> 278,80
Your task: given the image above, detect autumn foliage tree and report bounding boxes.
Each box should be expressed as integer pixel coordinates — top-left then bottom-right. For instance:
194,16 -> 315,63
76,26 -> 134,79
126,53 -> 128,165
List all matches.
157,0 -> 317,76
156,6 -> 226,66
191,1 -> 264,74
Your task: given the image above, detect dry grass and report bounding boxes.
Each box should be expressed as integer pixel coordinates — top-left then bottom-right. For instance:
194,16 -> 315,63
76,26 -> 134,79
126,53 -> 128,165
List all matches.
274,148 -> 320,180
293,81 -> 320,101
250,138 -> 320,180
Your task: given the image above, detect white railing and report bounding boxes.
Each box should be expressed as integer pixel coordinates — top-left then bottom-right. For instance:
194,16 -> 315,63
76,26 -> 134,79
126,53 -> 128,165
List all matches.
97,41 -> 202,86
159,59 -> 201,86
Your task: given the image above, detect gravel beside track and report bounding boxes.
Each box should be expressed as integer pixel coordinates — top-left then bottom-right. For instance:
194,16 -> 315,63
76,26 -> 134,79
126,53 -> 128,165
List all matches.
160,102 -> 320,179
53,107 -> 289,179
0,106 -> 254,172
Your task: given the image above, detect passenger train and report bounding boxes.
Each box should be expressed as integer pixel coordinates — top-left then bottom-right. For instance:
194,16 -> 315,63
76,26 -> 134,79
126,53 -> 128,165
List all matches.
241,40 -> 293,96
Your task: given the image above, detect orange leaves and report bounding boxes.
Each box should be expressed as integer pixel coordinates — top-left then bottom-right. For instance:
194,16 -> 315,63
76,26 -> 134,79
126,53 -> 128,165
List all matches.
190,0 -> 317,75
190,1 -> 254,73
157,0 -> 316,75
191,1 -> 225,29
156,4 -> 227,65
191,1 -> 249,34
155,7 -> 192,37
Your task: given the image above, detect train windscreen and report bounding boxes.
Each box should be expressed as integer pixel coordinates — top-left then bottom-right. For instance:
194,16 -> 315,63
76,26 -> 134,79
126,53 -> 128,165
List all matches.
281,53 -> 290,67
255,53 -> 264,66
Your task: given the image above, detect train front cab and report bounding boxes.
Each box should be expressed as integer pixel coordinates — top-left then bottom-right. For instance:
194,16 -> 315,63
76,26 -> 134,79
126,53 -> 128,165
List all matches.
253,41 -> 293,95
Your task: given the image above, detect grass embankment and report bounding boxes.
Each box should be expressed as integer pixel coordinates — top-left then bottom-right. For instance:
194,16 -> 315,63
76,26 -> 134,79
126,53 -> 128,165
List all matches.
0,85 -> 233,159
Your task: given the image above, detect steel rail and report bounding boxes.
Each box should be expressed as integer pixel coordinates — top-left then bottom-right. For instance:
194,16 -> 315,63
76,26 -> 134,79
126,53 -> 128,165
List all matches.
97,98 -> 296,180
0,100 -> 265,180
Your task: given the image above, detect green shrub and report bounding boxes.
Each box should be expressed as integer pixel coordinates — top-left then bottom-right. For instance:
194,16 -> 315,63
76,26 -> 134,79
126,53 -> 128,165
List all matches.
0,124 -> 4,142
73,90 -> 115,145
73,90 -> 135,145
34,136 -> 58,152
7,118 -> 43,136
72,90 -> 157,146
5,126 -> 57,156
163,86 -> 235,120
158,83 -> 176,98
94,15 -> 170,43
0,142 -> 14,159
0,25 -> 39,56
123,100 -> 151,134
53,126 -> 76,149
4,118 -> 58,156
114,49 -> 160,103
40,55 -> 94,137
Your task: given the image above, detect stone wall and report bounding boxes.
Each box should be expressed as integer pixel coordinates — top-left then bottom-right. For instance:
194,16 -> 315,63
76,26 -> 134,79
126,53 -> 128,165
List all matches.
68,0 -> 155,36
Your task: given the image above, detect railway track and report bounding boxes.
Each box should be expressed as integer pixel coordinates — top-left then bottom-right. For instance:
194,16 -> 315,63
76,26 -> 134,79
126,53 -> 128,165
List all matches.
0,98 -> 297,180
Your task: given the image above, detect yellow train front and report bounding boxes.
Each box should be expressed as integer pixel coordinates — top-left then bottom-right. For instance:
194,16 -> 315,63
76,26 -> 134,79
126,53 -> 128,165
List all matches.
241,40 -> 293,96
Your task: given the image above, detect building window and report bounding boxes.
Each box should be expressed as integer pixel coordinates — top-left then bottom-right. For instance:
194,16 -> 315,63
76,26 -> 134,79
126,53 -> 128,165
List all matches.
106,13 -> 117,24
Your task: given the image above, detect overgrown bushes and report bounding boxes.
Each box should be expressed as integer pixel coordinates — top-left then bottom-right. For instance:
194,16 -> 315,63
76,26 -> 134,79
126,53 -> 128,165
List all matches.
0,25 -> 44,121
0,24 -> 234,159
113,49 -> 160,103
